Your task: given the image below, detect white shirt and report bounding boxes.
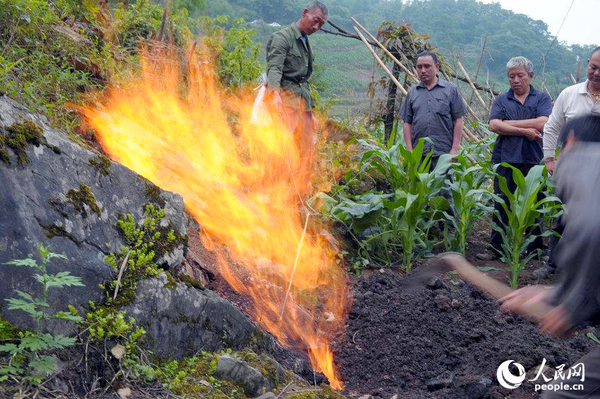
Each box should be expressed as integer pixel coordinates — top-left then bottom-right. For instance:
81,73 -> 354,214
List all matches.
543,80 -> 600,159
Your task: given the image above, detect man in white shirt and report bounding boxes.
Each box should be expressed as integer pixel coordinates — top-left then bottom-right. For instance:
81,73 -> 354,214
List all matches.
543,46 -> 600,173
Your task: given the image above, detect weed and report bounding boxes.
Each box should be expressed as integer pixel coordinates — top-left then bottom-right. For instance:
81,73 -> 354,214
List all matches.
0,245 -> 83,384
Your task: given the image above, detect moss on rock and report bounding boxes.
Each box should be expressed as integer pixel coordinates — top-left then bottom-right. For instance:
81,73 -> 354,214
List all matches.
1,120 -> 43,165
42,223 -> 74,240
66,183 -> 101,217
88,154 -> 111,176
144,183 -> 166,207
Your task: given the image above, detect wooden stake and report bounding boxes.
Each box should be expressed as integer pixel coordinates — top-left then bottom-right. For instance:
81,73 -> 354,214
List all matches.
457,61 -> 489,111
352,26 -> 408,96
569,74 -> 577,85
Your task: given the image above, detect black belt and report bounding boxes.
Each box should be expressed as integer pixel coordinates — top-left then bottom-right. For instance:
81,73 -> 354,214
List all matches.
282,76 -> 308,84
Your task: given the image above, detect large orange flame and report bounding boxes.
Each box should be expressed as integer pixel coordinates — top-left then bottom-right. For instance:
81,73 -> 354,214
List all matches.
80,48 -> 349,388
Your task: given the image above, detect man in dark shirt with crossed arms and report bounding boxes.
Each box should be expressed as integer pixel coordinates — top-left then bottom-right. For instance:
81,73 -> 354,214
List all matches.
479,56 -> 552,260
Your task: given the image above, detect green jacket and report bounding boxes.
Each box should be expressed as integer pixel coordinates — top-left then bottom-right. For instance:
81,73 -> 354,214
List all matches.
266,24 -> 314,110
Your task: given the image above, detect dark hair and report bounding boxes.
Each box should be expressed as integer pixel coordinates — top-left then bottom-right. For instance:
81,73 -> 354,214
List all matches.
416,50 -> 438,65
559,113 -> 600,145
590,46 -> 600,59
306,1 -> 328,16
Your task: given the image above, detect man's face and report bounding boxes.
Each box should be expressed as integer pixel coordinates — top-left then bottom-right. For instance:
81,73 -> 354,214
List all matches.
587,51 -> 600,85
299,8 -> 327,35
416,55 -> 438,86
507,65 -> 533,96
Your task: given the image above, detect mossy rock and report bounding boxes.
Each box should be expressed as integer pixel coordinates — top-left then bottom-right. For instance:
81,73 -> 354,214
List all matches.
66,183 -> 101,217
88,154 -> 111,176
1,120 -> 43,165
42,223 -> 74,240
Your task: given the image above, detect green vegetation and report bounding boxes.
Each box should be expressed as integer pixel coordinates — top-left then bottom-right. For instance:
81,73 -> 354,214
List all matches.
445,152 -> 494,254
103,204 -> 181,307
0,245 -> 83,384
0,0 -> 583,394
317,137 -> 450,271
494,164 -> 562,289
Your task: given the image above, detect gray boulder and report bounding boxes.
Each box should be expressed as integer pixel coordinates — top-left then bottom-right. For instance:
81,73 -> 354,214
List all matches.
125,273 -> 260,359
215,354 -> 271,397
0,94 -> 186,332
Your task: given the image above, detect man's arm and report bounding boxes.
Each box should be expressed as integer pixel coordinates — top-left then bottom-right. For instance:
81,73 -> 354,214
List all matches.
543,93 -> 567,173
403,122 -> 413,151
489,119 -> 542,141
450,116 -> 463,154
266,32 -> 288,109
502,116 -> 548,132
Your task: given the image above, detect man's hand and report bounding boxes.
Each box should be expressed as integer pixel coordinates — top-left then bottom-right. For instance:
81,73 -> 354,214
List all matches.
499,285 -> 553,321
521,127 -> 542,141
449,147 -> 459,162
545,157 -> 555,175
540,305 -> 573,338
270,90 -> 284,114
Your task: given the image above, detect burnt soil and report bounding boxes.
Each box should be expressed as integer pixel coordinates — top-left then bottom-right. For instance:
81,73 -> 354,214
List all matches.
335,227 -> 600,399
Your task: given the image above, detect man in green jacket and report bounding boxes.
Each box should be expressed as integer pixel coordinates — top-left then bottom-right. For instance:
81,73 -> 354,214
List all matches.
266,1 -> 327,190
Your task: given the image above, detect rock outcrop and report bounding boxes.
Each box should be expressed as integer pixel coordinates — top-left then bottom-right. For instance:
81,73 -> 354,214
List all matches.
0,95 -> 259,357
125,273 -> 259,358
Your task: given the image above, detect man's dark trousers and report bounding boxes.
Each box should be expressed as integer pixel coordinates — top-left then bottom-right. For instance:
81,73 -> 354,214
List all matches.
490,163 -> 544,254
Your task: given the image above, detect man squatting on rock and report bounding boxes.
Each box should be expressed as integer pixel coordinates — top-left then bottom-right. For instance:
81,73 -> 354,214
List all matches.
265,0 -> 327,189
479,56 -> 552,261
533,46 -> 600,278
501,114 -> 600,398
399,50 -> 467,170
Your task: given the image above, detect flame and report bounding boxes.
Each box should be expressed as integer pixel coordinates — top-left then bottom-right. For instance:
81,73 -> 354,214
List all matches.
80,48 -> 349,388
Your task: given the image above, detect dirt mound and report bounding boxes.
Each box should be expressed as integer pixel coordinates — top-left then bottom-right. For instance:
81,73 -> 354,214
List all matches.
336,269 -> 598,398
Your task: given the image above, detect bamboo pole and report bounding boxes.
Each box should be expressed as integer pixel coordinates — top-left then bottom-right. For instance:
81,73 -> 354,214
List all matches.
352,26 -> 408,96
569,74 -> 577,85
351,17 -> 418,83
576,58 -> 582,82
457,61 -> 488,111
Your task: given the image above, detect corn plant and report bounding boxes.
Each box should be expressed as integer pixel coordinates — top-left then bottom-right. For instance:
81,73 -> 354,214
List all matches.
0,245 -> 84,384
493,164 -> 562,288
316,138 -> 450,271
444,154 -> 494,254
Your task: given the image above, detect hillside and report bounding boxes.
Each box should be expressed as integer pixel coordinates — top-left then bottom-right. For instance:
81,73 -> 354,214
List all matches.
204,0 -> 596,115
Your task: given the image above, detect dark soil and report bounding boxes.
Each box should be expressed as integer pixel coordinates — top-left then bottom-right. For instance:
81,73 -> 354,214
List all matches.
188,223 -> 600,398
335,225 -> 600,399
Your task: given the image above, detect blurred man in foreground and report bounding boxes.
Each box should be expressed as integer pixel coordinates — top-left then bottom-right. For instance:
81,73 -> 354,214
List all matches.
534,46 -> 600,278
500,114 -> 600,398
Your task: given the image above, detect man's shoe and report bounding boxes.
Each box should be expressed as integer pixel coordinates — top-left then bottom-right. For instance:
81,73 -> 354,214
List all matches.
476,252 -> 499,261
